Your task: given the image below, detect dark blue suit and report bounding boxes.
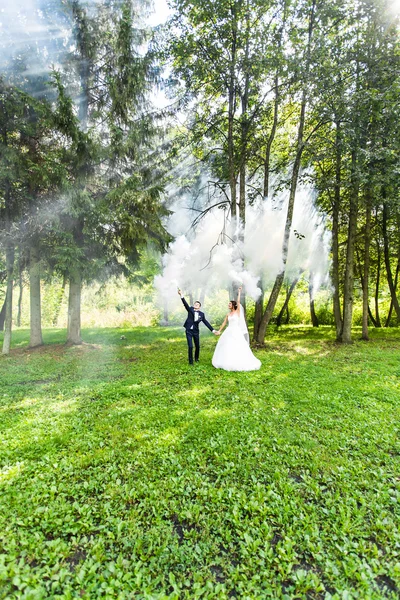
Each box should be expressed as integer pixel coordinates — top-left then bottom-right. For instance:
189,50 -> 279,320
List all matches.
181,297 -> 213,364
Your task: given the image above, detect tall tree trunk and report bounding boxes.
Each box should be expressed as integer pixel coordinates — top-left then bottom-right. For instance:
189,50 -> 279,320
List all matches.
356,245 -> 377,328
361,192 -> 372,340
17,266 -> 23,328
256,141 -> 303,341
66,213 -> 84,344
382,200 -> 400,322
254,72 -> 278,337
2,243 -> 15,355
309,299 -> 318,327
239,84 -> 249,228
385,259 -> 399,327
67,269 -> 82,345
0,298 -> 6,331
374,234 -> 382,327
29,243 -> 43,347
309,272 -> 319,327
256,0 -> 316,344
256,106 -> 307,341
284,304 -> 290,325
263,3 -> 286,198
338,149 -> 359,343
236,9 -> 250,310
332,120 -> 343,337
66,6 -> 90,345
263,71 -> 279,199
228,13 -> 237,221
238,110 -> 248,308
239,161 -> 246,227
255,28 -> 282,340
276,275 -> 300,326
253,287 -> 264,340
1,123 -> 14,354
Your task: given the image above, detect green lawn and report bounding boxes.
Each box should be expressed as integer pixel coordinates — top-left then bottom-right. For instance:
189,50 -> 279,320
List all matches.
0,325 -> 399,599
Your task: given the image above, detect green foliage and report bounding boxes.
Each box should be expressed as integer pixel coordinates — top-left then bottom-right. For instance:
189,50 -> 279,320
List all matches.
167,0 -> 282,181
164,0 -> 400,342
0,326 -> 399,598
52,0 -> 170,283
1,0 -> 171,352
11,276 -> 161,330
0,78 -> 65,228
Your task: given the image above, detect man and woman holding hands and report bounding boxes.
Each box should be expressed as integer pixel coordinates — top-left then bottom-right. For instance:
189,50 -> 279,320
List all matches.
178,287 -> 261,372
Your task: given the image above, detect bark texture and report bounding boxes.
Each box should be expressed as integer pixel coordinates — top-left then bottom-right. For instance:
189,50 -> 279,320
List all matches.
276,276 -> 300,327
338,150 -> 359,343
256,0 -> 316,343
332,120 -> 343,336
67,269 -> 82,345
29,244 -> 43,347
2,244 -> 15,355
361,194 -> 372,340
309,272 -> 319,327
382,201 -> 400,322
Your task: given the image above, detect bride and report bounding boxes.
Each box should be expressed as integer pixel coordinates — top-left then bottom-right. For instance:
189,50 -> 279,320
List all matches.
212,286 -> 261,372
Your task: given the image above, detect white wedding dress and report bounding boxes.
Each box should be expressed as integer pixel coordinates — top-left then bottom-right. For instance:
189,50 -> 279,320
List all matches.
212,313 -> 261,372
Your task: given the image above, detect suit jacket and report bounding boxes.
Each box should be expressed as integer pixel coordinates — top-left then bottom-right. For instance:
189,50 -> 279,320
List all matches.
181,297 -> 214,332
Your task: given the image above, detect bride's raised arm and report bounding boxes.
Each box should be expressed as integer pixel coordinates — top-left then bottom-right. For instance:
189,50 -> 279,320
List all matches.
236,286 -> 242,314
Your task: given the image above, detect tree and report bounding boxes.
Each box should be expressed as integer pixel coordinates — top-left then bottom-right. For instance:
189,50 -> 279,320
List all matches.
255,0 -> 320,343
56,0 -> 167,344
0,83 -> 39,353
167,0 -> 283,272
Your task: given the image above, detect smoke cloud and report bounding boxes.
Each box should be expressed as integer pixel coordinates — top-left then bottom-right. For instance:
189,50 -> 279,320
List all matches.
155,173 -> 331,310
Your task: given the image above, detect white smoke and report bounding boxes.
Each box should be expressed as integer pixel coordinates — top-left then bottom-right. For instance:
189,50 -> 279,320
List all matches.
245,184 -> 331,292
155,175 -> 331,309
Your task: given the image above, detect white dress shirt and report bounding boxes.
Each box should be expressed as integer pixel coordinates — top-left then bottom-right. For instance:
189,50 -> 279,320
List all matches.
182,297 -> 216,333
182,297 -> 199,329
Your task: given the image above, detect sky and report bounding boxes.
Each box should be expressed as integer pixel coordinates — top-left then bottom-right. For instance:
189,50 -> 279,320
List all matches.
148,0 -> 171,26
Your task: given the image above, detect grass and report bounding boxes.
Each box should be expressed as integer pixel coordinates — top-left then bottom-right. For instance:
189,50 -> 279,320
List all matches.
0,325 -> 399,599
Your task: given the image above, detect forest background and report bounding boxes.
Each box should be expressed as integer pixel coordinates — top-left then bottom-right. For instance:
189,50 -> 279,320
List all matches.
1,0 -> 400,352
1,3 -> 400,598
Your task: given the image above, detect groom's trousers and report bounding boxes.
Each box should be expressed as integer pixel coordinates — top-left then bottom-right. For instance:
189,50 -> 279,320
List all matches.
185,329 -> 200,364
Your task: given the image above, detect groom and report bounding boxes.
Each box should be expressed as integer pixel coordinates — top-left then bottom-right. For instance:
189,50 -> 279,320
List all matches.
178,289 -> 219,364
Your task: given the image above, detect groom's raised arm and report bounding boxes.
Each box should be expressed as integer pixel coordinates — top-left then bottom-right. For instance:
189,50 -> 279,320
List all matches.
179,293 -> 191,312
